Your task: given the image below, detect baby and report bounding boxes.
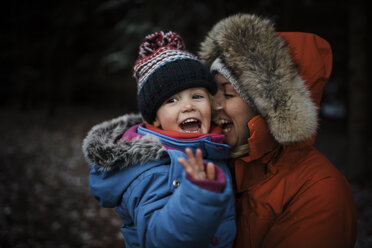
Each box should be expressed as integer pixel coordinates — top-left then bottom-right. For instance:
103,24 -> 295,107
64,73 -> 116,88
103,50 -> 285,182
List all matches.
83,31 -> 236,248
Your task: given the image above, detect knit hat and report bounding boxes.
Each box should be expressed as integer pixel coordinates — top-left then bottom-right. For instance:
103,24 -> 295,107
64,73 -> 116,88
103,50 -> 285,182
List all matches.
199,13 -> 332,144
133,31 -> 216,124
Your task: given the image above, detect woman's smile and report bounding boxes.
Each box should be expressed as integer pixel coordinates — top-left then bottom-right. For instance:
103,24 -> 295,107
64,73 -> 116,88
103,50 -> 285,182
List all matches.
213,74 -> 256,150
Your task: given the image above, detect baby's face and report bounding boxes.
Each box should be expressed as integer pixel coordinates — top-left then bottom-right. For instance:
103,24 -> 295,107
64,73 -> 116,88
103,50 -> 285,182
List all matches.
153,87 -> 211,133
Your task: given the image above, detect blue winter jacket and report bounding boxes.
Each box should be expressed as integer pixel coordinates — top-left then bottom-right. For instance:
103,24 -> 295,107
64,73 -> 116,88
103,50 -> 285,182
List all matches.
82,114 -> 236,248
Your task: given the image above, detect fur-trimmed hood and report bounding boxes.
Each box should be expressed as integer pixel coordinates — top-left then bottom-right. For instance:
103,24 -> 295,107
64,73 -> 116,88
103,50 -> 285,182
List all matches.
82,113 -> 167,171
199,13 -> 332,144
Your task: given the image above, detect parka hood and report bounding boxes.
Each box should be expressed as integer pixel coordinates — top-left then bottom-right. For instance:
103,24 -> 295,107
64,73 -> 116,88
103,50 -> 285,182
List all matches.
199,13 -> 332,144
82,113 -> 167,171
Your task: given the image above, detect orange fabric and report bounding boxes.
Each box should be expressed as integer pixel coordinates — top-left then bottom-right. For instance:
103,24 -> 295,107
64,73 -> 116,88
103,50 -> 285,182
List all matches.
233,117 -> 357,248
278,32 -> 333,145
232,33 -> 357,248
278,32 -> 333,108
144,123 -> 222,139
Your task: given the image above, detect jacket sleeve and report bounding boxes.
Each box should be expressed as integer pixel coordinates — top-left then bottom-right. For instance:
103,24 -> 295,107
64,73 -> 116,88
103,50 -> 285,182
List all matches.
262,175 -> 357,248
121,164 -> 232,248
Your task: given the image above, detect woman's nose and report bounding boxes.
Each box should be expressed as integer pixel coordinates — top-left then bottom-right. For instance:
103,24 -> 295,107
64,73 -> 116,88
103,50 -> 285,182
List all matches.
213,91 -> 224,110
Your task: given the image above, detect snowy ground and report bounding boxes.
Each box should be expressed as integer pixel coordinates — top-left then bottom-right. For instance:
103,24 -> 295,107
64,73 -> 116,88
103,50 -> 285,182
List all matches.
0,107 -> 371,247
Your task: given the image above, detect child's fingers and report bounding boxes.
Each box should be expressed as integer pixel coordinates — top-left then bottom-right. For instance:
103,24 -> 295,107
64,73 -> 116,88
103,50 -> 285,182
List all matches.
178,157 -> 194,177
195,149 -> 204,171
185,148 -> 196,166
185,148 -> 203,173
178,157 -> 188,170
181,148 -> 211,180
206,162 -> 216,181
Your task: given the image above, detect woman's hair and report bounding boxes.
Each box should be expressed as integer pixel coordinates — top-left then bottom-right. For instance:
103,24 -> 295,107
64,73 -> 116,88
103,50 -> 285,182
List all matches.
231,143 -> 250,158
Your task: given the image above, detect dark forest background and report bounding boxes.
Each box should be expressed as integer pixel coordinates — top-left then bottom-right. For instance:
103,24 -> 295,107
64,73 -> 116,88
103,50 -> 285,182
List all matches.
1,0 -> 371,247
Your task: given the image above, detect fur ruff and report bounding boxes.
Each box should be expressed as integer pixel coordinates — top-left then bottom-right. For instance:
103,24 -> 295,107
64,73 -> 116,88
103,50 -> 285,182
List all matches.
199,13 -> 317,144
82,113 -> 167,171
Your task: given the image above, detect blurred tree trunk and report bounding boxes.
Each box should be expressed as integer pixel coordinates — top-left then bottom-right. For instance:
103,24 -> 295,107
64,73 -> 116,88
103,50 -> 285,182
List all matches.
346,0 -> 369,182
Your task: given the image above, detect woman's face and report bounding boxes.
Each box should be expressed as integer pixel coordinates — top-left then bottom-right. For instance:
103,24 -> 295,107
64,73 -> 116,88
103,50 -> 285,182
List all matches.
213,74 -> 256,150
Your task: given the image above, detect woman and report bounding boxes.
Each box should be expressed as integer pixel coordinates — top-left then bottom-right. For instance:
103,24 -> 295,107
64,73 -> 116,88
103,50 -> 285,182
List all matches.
199,13 -> 357,248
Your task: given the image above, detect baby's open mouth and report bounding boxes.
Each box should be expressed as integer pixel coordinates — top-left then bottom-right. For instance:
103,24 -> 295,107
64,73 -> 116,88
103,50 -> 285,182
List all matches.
179,118 -> 201,133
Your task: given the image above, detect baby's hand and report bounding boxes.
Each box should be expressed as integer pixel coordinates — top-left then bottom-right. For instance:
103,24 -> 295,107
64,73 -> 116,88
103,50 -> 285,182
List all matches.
178,148 -> 216,181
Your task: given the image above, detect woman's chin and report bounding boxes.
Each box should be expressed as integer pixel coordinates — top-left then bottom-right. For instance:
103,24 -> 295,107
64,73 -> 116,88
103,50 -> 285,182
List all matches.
224,136 -> 237,149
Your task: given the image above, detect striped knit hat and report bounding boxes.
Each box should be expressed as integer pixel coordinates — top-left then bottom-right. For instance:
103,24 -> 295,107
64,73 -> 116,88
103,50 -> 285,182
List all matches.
133,31 -> 216,124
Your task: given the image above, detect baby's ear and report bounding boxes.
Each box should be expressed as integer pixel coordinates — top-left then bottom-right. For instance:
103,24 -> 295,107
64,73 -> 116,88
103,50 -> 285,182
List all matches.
148,119 -> 161,128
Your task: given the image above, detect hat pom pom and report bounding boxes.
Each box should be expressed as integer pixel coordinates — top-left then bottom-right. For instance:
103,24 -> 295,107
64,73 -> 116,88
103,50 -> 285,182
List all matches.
138,31 -> 185,59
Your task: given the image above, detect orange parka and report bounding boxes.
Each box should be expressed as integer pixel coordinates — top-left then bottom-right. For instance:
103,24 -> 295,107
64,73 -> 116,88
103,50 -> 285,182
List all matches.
232,33 -> 358,248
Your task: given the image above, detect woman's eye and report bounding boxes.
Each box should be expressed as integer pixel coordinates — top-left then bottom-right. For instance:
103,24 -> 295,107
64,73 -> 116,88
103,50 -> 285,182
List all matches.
224,93 -> 234,98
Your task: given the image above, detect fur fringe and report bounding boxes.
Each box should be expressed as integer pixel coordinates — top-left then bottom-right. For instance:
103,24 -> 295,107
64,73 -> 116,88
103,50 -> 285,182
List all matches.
82,113 -> 167,171
199,13 -> 317,144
